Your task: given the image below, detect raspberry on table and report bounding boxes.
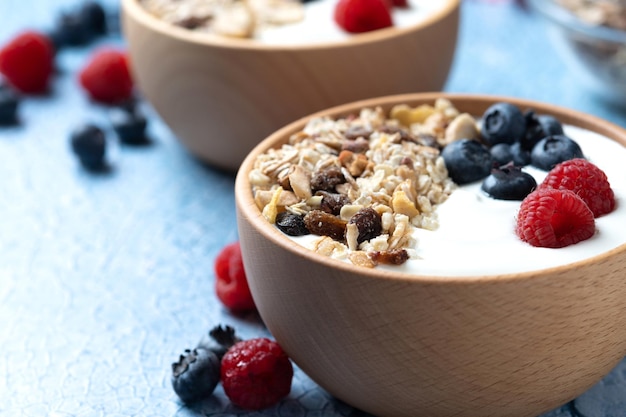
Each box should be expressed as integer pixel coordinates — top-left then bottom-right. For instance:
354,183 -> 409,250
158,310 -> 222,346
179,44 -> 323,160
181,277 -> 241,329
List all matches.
214,241 -> 257,312
515,188 -> 595,248
539,158 -> 615,217
78,48 -> 134,104
334,0 -> 393,33
221,338 -> 294,410
0,31 -> 54,94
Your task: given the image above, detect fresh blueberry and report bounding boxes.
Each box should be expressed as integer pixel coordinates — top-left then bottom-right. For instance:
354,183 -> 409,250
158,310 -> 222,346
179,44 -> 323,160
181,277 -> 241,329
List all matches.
70,124 -> 107,170
490,143 -> 513,167
481,163 -> 537,201
50,1 -> 107,49
0,84 -> 20,125
108,104 -> 149,145
480,102 -> 526,146
522,111 -> 564,150
530,134 -> 584,171
196,324 -> 242,360
275,211 -> 309,236
441,139 -> 494,185
171,348 -> 220,403
510,142 -> 531,166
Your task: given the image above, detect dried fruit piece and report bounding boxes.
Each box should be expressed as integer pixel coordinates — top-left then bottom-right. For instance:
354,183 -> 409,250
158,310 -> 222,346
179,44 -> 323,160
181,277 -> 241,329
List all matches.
317,191 -> 351,215
369,248 -> 409,265
311,166 -> 346,192
304,210 -> 347,241
349,207 -> 382,244
275,211 -> 309,236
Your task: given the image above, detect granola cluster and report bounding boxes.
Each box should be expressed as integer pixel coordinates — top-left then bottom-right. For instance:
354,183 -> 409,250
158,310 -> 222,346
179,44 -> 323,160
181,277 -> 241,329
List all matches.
140,0 -> 304,38
249,99 -> 482,268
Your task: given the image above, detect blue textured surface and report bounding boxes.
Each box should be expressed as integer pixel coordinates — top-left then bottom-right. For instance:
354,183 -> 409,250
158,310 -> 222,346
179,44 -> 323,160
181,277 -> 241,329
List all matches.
1,0 -> 625,416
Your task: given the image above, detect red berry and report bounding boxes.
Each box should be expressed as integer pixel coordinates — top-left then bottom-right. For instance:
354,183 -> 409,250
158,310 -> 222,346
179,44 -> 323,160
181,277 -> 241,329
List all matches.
539,158 -> 615,217
391,0 -> 408,7
516,188 -> 595,248
221,338 -> 293,410
0,31 -> 54,93
78,48 -> 133,104
214,241 -> 256,312
334,0 -> 393,34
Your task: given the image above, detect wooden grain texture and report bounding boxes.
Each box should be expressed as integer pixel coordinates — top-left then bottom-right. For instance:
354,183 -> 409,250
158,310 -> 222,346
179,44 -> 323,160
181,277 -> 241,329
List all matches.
235,93 -> 626,417
121,0 -> 460,172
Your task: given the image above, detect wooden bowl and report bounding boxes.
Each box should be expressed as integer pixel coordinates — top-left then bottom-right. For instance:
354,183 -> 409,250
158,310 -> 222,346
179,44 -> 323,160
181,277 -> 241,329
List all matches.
235,93 -> 626,417
120,0 -> 459,171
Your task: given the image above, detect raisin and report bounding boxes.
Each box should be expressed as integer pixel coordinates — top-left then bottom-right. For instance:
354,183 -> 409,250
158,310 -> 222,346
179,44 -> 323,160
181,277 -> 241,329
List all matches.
369,249 -> 409,265
344,125 -> 372,141
304,210 -> 346,241
341,137 -> 369,153
379,125 -> 414,142
275,211 -> 309,236
317,191 -> 351,215
348,207 -> 382,244
310,166 -> 345,192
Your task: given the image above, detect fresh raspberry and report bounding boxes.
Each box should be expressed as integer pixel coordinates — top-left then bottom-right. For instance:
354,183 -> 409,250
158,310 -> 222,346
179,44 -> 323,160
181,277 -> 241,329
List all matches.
214,241 -> 256,312
391,0 -> 408,7
334,0 -> 393,34
539,158 -> 615,217
0,31 -> 54,93
78,48 -> 133,104
221,338 -> 293,410
516,188 -> 595,248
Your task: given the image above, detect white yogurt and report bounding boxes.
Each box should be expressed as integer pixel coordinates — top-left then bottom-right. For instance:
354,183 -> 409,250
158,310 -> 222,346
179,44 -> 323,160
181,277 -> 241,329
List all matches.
258,0 -> 448,45
291,125 -> 626,276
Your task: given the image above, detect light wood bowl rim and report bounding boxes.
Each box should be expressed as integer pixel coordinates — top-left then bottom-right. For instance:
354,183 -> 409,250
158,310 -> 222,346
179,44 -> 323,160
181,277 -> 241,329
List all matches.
235,92 -> 626,284
121,0 -> 461,51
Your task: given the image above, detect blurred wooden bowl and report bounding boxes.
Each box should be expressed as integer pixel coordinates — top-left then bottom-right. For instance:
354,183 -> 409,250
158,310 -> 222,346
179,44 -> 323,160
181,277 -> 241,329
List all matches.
235,92 -> 626,417
121,0 -> 459,171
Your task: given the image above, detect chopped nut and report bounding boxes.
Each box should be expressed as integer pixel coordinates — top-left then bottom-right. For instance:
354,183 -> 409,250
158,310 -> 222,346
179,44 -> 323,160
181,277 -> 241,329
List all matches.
348,251 -> 376,268
443,113 -> 480,145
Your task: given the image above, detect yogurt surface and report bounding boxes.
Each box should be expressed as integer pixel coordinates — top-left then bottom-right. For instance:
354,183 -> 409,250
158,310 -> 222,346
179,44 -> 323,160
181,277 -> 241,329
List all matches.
258,0 -> 448,45
290,126 -> 626,276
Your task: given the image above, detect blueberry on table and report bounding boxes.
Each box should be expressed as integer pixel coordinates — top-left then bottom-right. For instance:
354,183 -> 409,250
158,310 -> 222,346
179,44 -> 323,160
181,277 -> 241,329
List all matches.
50,1 -> 107,49
171,348 -> 220,403
481,102 -> 526,146
481,163 -> 537,200
108,105 -> 149,145
70,123 -> 107,170
0,84 -> 20,125
196,324 -> 242,360
441,139 -> 494,185
530,134 -> 584,171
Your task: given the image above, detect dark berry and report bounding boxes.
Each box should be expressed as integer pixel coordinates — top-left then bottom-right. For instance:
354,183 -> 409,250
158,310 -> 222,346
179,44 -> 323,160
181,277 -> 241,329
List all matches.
197,324 -> 242,360
481,163 -> 537,200
522,111 -> 564,150
275,211 -> 309,236
441,139 -> 494,185
108,105 -> 149,145
490,143 -> 514,167
221,338 -> 293,410
530,134 -> 584,171
171,348 -> 220,403
51,1 -> 107,49
510,142 -> 531,166
480,102 -> 526,146
348,207 -> 382,244
0,84 -> 20,125
70,123 -> 107,170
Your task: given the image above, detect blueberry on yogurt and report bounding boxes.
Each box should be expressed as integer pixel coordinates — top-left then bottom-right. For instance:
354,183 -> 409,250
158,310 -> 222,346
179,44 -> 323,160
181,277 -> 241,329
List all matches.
481,163 -> 537,201
530,134 -> 584,171
441,139 -> 494,185
481,102 -> 526,146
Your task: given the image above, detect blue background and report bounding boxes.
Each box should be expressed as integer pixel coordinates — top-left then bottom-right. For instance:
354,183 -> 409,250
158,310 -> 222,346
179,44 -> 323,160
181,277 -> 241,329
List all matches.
1,0 -> 625,416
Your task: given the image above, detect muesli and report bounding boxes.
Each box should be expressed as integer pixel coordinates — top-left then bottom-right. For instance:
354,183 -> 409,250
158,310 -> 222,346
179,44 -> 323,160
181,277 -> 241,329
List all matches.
249,98 -> 470,267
